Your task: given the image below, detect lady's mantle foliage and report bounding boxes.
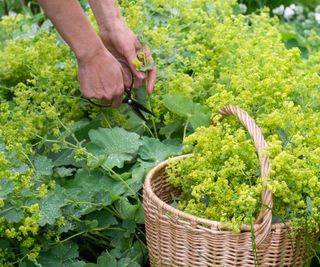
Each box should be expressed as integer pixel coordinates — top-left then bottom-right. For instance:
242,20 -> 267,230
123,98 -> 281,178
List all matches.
0,0 -> 320,265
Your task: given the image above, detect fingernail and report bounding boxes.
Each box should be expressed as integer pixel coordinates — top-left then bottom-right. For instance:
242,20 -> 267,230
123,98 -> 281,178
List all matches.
138,73 -> 145,79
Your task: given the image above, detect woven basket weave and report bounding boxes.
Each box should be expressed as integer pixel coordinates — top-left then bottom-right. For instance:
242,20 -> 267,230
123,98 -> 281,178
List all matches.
143,105 -> 317,267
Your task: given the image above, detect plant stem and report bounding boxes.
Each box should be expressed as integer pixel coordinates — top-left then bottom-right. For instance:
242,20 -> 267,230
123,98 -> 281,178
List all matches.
101,111 -> 112,128
147,101 -> 158,139
144,122 -> 155,138
183,120 -> 189,141
21,150 -> 35,170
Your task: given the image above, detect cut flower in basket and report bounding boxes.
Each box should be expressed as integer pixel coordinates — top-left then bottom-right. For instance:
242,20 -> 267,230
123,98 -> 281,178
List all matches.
165,107 -> 320,235
166,114 -> 263,233
143,106 -> 319,266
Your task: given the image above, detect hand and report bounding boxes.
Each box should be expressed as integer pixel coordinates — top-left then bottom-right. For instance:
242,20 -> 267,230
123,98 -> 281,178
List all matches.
100,20 -> 156,94
77,47 -> 125,108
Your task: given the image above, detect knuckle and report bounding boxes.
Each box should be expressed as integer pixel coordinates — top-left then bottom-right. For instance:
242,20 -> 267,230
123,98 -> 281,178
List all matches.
104,94 -> 113,102
122,47 -> 134,57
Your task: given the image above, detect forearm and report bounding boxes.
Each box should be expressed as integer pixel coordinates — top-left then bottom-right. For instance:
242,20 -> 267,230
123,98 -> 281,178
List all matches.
88,0 -> 122,32
38,0 -> 104,61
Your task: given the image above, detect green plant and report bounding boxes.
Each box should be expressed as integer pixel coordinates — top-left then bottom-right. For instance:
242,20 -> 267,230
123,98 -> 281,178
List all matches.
0,0 -> 320,265
239,0 -> 320,13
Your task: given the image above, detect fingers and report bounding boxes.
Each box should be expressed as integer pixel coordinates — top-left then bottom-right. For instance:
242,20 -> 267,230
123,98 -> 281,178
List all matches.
122,40 -> 146,80
98,63 -> 124,108
78,54 -> 125,109
79,68 -> 96,99
111,92 -> 123,108
124,42 -> 157,93
118,57 -> 144,89
137,45 -> 157,94
147,66 -> 157,94
134,38 -> 142,50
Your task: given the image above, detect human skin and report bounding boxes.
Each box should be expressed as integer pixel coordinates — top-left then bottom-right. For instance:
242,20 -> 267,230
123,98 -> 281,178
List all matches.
38,0 -> 156,107
88,0 -> 156,94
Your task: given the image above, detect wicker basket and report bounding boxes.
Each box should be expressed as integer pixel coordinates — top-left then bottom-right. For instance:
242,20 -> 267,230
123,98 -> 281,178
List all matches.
143,105 -> 318,267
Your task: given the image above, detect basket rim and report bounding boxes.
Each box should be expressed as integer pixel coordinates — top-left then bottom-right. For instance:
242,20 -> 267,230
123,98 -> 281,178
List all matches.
143,154 -> 287,233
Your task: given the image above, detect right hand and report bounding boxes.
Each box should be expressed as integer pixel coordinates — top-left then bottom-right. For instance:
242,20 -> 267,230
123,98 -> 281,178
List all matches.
77,47 -> 125,108
99,20 -> 156,94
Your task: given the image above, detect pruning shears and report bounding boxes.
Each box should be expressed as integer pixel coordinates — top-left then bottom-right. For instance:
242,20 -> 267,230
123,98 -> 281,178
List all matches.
87,59 -> 154,122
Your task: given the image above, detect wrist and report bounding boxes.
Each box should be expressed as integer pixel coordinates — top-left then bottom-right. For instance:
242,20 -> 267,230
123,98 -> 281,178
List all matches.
88,0 -> 122,32
75,39 -> 106,64
99,13 -> 123,33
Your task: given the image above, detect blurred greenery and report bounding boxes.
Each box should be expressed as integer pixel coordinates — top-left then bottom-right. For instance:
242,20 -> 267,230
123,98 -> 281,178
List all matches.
240,0 -> 320,12
0,0 -> 40,16
0,0 -> 319,266
2,0 -> 320,19
0,0 -> 88,17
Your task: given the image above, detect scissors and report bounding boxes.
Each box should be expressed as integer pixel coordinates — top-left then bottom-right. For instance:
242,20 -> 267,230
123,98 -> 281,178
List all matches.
87,59 -> 154,122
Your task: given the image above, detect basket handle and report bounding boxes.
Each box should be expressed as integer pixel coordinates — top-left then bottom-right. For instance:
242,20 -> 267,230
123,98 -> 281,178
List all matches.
218,105 -> 273,245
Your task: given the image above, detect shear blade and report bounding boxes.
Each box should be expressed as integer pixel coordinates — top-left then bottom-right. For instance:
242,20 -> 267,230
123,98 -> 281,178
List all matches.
132,105 -> 147,122
129,99 -> 154,116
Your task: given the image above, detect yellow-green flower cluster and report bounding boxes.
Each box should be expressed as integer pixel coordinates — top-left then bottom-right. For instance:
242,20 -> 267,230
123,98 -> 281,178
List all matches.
0,0 -> 319,263
167,121 -> 262,232
0,17 -> 96,263
120,0 -> 320,232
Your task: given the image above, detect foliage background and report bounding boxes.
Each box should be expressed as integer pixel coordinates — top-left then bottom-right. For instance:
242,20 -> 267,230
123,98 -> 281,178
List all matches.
0,0 -> 320,266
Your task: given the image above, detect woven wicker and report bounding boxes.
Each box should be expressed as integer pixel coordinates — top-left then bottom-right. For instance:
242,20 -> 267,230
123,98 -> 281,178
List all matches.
143,105 -> 318,267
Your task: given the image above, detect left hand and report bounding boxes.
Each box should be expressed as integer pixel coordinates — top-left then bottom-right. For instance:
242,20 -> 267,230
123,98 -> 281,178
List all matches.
99,20 -> 156,94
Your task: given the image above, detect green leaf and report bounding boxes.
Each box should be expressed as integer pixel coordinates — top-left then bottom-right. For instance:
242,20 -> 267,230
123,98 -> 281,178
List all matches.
125,240 -> 147,265
108,231 -> 131,252
63,169 -> 125,218
84,252 -> 117,267
87,127 -> 142,169
84,209 -> 117,228
73,219 -> 98,232
117,258 -> 140,267
122,220 -> 136,238
34,155 -> 54,176
92,190 -> 116,206
66,168 -> 126,201
39,185 -> 67,226
1,206 -> 24,223
306,196 -> 313,216
73,119 -> 100,141
134,205 -> 144,224
52,149 -> 83,168
0,179 -> 14,198
162,94 -> 194,118
159,121 -> 184,138
126,161 -> 155,194
189,103 -> 211,129
115,198 -> 138,220
139,60 -> 156,72
96,253 -> 117,267
162,95 -> 211,130
20,261 -> 40,267
124,111 -> 147,135
11,162 -> 29,175
138,137 -> 183,164
55,167 -> 76,178
0,239 -> 10,249
38,241 -> 85,267
115,198 -> 143,223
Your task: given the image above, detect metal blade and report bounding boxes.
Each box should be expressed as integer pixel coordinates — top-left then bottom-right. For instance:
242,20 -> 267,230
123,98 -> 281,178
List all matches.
131,104 -> 147,122
130,99 -> 154,116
